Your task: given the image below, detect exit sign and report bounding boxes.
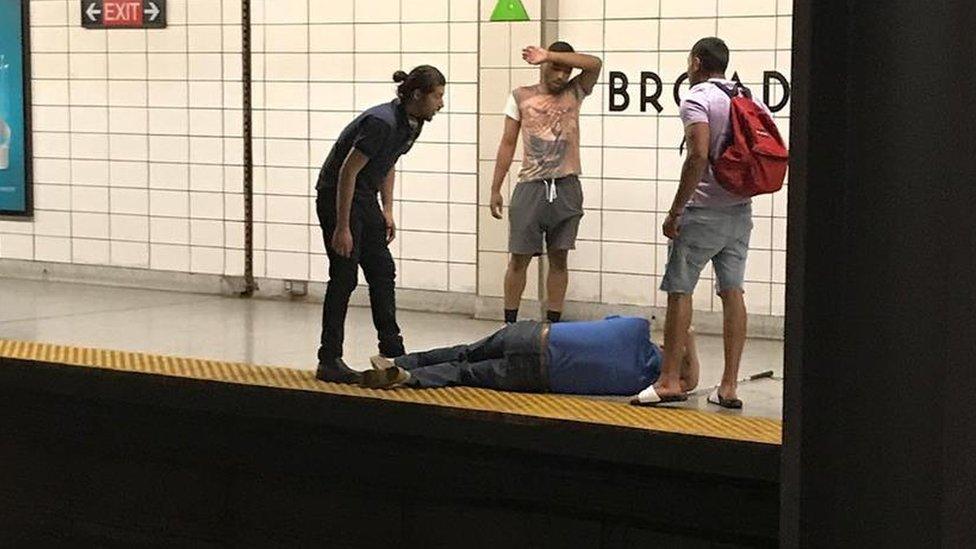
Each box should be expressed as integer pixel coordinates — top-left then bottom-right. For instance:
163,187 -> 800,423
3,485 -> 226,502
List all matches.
82,0 -> 166,29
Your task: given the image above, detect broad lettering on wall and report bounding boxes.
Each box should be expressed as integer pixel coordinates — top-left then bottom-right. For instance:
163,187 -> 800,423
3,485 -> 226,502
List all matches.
608,70 -> 792,114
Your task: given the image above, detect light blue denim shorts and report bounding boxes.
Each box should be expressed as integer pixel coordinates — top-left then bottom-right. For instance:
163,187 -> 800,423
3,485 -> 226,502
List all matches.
660,203 -> 753,294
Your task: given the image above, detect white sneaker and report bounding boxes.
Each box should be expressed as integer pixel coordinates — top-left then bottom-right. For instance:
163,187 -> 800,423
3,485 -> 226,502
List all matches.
369,355 -> 396,370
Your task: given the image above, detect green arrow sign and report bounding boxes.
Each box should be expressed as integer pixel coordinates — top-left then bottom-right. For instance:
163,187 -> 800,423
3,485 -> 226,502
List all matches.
490,0 -> 529,22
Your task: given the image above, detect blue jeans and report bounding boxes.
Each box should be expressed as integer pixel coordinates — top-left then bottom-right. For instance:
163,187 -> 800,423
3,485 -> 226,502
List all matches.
317,192 -> 404,363
660,203 -> 753,294
395,321 -> 547,391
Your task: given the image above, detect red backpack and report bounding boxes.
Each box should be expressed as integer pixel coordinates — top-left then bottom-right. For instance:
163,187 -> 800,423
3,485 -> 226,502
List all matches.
709,82 -> 789,196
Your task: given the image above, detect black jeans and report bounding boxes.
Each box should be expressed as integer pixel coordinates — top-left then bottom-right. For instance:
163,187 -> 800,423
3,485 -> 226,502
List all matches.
317,192 -> 404,363
395,321 -> 548,392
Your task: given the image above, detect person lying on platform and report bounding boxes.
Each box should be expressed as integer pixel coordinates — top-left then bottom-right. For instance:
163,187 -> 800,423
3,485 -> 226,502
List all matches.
359,316 -> 700,404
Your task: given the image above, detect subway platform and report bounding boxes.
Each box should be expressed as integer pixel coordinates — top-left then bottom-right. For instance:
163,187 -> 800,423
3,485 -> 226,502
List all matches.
1,278 -> 783,546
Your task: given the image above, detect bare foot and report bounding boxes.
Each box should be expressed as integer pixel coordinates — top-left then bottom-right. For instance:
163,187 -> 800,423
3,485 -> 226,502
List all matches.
653,380 -> 685,399
632,381 -> 689,405
717,384 -> 739,401
675,327 -> 701,393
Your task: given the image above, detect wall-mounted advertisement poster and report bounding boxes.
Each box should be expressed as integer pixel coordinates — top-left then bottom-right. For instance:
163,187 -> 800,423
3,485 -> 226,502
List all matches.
0,0 -> 31,217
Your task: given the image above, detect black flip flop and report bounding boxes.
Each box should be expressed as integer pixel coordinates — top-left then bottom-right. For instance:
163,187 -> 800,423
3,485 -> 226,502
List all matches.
630,385 -> 689,406
707,390 -> 743,409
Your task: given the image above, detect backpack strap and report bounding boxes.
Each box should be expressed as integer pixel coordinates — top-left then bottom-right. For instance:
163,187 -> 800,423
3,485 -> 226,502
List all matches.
711,80 -> 753,100
680,81 -> 753,153
711,81 -> 735,98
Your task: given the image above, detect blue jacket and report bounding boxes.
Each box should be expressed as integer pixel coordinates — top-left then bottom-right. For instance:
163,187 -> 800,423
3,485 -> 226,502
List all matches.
547,316 -> 661,395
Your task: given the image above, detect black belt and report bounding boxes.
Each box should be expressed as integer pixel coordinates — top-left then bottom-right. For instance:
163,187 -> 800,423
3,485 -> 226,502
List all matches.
538,321 -> 551,392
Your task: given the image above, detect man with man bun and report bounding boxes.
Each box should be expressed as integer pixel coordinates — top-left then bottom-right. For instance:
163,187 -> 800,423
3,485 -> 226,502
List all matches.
314,66 -> 446,383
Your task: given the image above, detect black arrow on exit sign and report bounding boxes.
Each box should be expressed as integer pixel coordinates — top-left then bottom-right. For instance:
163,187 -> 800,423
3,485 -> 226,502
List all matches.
82,0 -> 167,29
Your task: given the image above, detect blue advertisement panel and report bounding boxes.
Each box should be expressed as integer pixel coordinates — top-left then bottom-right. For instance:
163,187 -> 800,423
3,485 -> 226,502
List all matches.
0,0 -> 32,216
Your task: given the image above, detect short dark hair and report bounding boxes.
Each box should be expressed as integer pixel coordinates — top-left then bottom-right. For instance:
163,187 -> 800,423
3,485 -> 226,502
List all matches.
691,37 -> 729,73
392,65 -> 446,102
548,41 -> 575,53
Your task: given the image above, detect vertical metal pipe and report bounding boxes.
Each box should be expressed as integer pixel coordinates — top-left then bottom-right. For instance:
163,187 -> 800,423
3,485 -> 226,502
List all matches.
240,0 -> 255,297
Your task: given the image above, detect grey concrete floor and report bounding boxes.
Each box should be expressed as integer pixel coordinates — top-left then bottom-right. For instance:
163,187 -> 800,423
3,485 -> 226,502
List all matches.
0,278 -> 783,420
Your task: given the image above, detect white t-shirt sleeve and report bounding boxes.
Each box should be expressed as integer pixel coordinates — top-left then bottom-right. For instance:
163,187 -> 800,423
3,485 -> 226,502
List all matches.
503,92 -> 521,121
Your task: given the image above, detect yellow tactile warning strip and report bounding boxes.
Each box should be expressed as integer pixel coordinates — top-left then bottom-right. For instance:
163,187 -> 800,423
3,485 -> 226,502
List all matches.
0,339 -> 781,445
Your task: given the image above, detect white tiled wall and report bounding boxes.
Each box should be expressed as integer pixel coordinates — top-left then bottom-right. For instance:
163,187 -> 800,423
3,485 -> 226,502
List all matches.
249,0 -> 479,293
1,0 -> 245,275
3,0 -> 791,318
